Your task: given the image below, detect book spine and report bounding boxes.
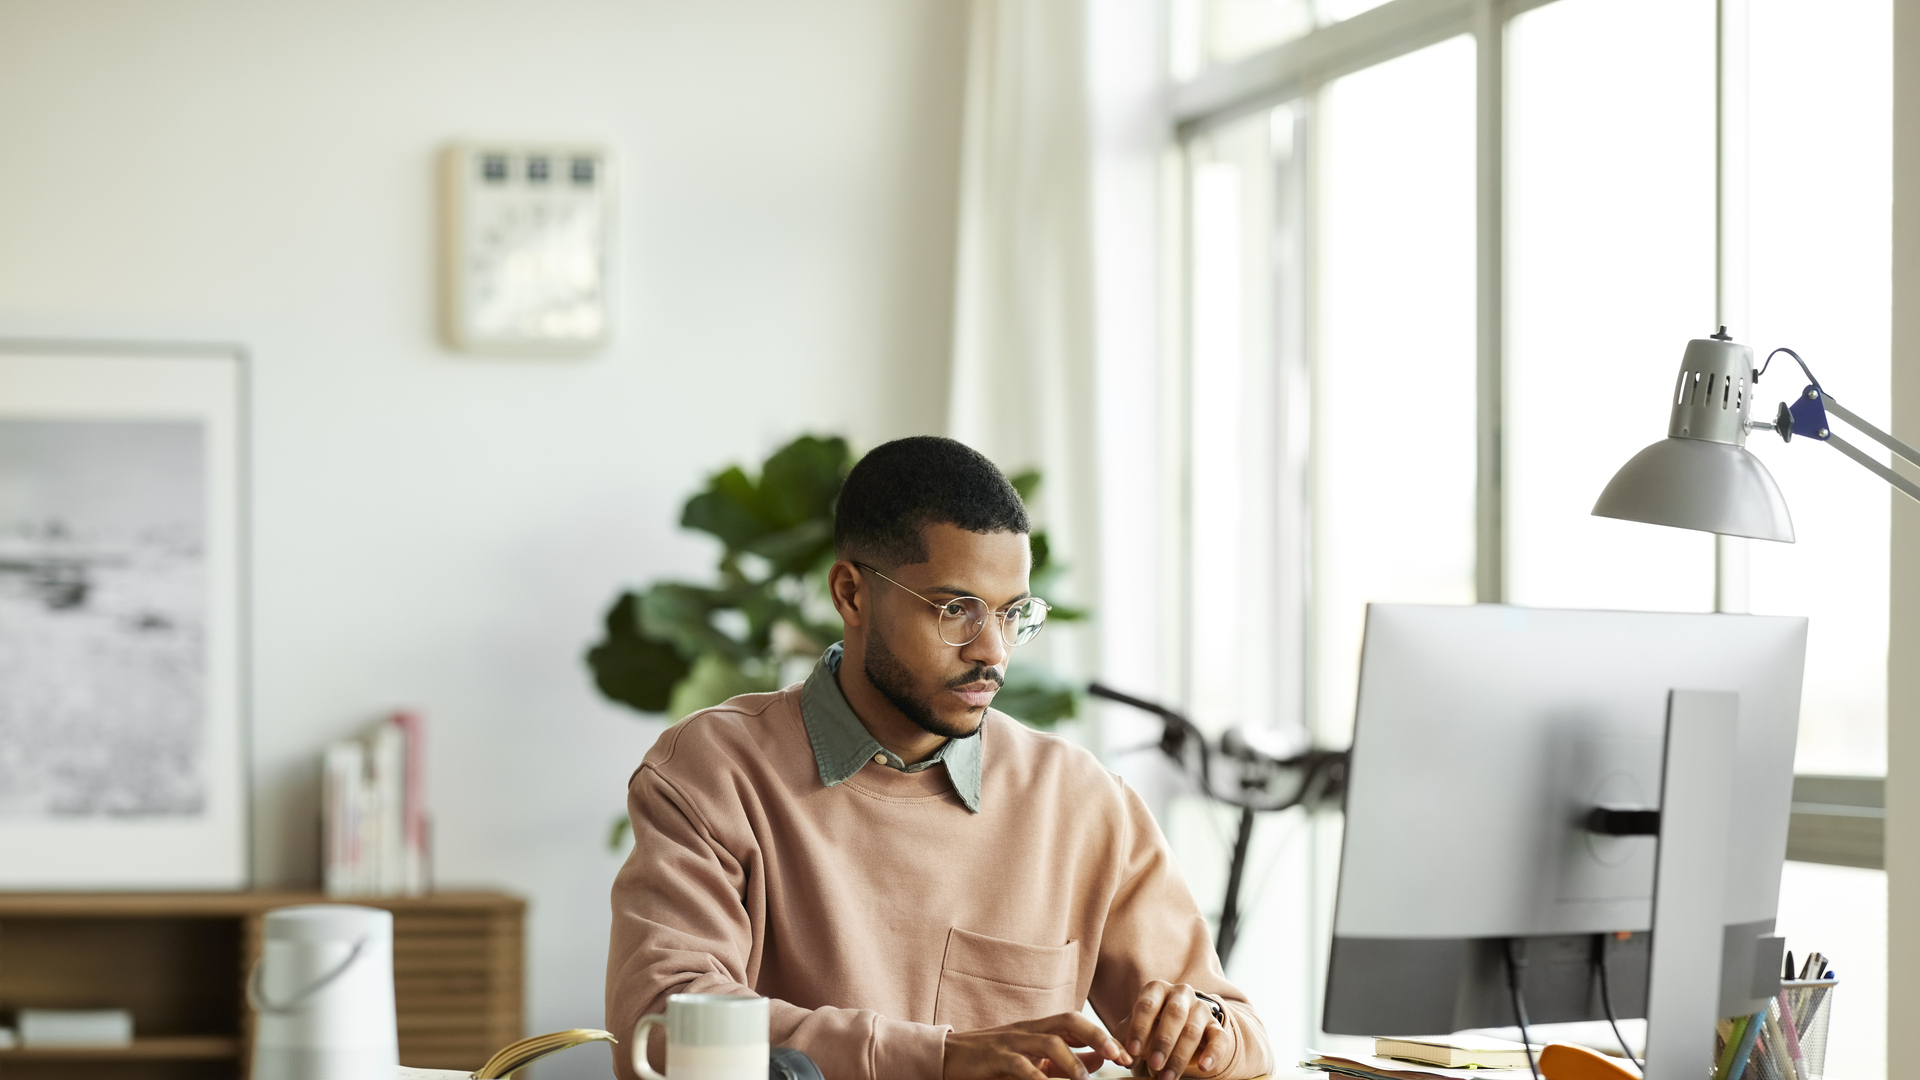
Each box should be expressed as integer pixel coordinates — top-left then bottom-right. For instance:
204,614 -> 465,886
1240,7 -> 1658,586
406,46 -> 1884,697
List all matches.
322,741 -> 366,897
375,720 -> 406,896
396,710 -> 428,895
321,747 -> 340,897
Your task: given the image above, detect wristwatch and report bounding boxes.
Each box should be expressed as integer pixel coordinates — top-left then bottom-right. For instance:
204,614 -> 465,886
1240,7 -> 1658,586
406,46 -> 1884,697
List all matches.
1194,991 -> 1225,1027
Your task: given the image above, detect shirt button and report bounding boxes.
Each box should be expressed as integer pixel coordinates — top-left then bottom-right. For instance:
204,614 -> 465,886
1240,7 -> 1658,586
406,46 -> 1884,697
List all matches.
873,752 -> 888,765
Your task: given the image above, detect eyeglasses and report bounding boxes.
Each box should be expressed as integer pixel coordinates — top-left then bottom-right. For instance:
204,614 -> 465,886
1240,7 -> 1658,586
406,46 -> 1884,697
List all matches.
854,562 -> 1051,647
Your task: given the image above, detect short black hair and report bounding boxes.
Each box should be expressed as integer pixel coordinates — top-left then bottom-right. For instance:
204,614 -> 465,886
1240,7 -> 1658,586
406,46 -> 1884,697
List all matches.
834,436 -> 1030,567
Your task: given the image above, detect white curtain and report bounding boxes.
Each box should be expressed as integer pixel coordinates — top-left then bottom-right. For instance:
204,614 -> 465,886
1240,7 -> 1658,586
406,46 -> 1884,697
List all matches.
947,0 -> 1100,687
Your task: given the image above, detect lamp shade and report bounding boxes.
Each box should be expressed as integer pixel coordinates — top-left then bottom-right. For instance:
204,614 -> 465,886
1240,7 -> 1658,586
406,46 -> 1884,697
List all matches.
1592,436 -> 1794,541
1591,333 -> 1795,542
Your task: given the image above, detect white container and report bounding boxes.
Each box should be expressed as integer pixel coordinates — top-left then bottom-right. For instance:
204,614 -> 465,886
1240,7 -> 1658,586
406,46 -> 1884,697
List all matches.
633,994 -> 769,1080
17,1009 -> 133,1047
249,904 -> 398,1080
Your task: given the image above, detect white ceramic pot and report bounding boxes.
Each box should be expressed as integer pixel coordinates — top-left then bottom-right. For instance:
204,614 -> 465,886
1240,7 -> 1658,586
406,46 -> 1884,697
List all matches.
249,904 -> 399,1080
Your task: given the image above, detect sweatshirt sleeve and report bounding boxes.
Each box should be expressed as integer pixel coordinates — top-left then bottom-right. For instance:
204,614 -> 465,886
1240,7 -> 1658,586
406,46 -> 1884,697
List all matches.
606,757 -> 950,1080
1085,782 -> 1274,1080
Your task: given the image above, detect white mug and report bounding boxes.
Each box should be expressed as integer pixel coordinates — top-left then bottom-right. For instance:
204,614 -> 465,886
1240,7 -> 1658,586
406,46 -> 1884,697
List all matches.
632,993 -> 769,1080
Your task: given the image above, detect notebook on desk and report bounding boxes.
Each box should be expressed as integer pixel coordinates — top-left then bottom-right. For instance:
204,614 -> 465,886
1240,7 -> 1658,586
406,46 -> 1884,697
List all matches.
1372,1035 -> 1531,1069
396,1028 -> 615,1079
1304,1051 -> 1534,1080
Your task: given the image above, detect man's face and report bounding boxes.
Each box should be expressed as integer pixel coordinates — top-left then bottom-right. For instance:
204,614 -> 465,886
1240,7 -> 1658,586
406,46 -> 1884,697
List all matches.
861,522 -> 1031,739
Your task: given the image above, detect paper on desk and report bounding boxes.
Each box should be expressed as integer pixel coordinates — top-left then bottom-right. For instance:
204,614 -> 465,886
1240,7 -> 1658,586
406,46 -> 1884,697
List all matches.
397,1068 -> 473,1079
1304,1051 -> 1535,1080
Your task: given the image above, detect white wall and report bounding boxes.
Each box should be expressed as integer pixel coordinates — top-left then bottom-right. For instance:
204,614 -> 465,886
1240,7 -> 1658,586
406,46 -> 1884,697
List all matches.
0,0 -> 967,1070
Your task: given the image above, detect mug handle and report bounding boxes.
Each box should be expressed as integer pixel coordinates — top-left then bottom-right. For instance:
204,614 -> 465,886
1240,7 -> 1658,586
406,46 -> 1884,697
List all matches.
632,1014 -> 670,1080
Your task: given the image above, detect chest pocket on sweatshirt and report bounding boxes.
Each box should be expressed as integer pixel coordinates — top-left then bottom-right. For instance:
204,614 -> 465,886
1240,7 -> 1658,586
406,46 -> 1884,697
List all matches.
932,927 -> 1081,1031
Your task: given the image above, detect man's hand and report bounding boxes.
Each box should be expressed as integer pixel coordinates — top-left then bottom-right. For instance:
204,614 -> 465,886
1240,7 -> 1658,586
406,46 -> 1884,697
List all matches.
944,1011 -> 1133,1080
1122,981 -> 1227,1080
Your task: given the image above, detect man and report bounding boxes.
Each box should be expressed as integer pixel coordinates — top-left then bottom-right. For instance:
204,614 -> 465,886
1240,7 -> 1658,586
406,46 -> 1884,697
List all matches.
607,437 -> 1271,1080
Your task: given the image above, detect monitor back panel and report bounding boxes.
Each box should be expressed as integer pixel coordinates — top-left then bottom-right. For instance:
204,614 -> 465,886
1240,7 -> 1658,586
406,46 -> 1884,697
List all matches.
1332,604 -> 1805,941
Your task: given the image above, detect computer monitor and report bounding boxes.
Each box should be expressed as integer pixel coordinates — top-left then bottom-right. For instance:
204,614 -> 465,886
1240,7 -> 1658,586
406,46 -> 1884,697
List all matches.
1322,603 -> 1807,1038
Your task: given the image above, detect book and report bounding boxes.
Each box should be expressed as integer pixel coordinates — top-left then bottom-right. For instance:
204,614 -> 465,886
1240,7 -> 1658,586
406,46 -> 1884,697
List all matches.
17,1009 -> 134,1048
1305,1051 -> 1534,1079
1374,1035 -> 1533,1068
324,711 -> 431,898
394,1028 -> 616,1079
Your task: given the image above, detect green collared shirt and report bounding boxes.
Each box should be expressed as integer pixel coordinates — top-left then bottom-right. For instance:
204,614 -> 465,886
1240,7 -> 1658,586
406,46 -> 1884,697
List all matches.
799,643 -> 982,813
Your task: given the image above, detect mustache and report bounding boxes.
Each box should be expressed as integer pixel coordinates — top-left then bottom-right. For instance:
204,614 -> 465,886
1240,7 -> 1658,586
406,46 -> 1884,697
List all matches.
945,666 -> 1005,689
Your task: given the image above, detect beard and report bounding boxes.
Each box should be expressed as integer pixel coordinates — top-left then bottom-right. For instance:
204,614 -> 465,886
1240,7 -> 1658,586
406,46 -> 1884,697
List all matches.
863,624 -> 997,740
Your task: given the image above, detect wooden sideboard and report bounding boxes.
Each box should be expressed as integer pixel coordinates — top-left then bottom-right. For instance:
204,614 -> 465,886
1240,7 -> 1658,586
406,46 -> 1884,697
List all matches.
0,891 -> 524,1079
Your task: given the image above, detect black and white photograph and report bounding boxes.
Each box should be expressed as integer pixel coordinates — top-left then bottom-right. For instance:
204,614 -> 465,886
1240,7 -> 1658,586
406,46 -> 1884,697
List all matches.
0,345 -> 246,888
0,419 -> 208,818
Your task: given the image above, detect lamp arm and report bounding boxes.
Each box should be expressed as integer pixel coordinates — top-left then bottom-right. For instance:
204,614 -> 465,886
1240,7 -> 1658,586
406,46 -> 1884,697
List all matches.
1822,393 -> 1920,468
1823,431 -> 1920,505
1754,350 -> 1920,504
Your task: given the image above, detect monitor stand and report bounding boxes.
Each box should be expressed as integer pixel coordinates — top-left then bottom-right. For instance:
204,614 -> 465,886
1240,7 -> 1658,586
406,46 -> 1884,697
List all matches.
1642,689 -> 1738,1080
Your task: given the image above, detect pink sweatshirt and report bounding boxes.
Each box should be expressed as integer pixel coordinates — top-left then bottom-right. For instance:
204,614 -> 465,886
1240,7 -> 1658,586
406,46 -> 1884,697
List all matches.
605,684 -> 1273,1080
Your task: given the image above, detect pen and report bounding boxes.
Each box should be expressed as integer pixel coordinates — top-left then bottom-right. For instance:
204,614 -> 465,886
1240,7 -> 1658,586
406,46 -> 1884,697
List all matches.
1722,1009 -> 1767,1080
1762,1005 -> 1800,1080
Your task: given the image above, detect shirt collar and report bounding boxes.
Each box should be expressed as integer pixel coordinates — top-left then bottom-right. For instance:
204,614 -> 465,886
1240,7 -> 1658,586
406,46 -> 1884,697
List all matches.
799,642 -> 982,813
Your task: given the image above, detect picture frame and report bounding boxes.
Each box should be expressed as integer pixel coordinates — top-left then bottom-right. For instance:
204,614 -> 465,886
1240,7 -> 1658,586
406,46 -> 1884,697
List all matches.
0,341 -> 249,889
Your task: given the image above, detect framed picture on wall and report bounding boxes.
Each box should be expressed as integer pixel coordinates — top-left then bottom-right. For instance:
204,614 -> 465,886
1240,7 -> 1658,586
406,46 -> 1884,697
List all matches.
0,341 -> 249,889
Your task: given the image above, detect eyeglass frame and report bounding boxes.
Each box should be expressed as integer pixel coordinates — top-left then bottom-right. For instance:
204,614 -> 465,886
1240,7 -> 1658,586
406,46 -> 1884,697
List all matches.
851,562 -> 1051,648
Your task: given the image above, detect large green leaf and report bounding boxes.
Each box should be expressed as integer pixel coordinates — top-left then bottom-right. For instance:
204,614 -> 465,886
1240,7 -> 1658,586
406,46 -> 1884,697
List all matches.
745,518 -> 835,579
585,592 -> 691,713
1027,532 -> 1087,622
667,653 -> 779,719
756,435 -> 850,528
992,665 -> 1079,729
682,466 -> 772,550
1007,468 -> 1042,504
639,583 -> 753,662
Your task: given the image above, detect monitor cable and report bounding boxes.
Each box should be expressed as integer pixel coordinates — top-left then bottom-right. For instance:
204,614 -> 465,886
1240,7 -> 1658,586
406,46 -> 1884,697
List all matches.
1591,934 -> 1643,1069
1504,938 -> 1541,1080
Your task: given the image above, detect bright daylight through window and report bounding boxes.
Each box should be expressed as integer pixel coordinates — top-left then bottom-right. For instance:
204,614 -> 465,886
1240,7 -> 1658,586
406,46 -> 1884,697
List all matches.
1165,0 -> 1890,1074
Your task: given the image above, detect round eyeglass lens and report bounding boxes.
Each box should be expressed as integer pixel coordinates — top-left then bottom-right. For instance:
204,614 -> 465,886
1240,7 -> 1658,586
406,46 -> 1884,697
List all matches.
937,598 -> 990,646
1007,598 -> 1048,645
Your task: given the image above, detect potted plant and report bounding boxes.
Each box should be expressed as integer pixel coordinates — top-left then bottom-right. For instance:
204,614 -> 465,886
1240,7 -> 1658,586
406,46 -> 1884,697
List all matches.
586,434 -> 1085,725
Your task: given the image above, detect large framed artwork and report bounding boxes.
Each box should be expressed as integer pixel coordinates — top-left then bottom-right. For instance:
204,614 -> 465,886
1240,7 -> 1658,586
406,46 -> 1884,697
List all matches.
0,342 -> 248,888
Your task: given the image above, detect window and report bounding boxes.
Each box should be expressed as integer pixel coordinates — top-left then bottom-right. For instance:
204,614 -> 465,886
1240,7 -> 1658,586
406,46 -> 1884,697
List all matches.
1313,35 -> 1476,744
1746,4 -> 1892,1076
1157,0 -> 1892,1068
1170,0 -> 1399,78
1185,107 -> 1294,741
1505,0 -> 1717,613
1745,0 -> 1892,779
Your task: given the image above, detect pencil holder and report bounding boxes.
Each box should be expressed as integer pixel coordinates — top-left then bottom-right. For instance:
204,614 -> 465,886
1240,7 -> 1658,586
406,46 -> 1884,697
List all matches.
1711,978 -> 1835,1080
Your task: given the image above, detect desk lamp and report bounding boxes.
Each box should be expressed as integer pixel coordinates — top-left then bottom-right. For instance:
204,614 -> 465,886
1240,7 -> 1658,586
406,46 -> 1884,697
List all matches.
1583,327 -> 1890,1080
1593,327 -> 1920,536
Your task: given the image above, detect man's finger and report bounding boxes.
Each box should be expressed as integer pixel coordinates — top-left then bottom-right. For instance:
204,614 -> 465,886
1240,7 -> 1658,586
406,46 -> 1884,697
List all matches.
1035,1011 -> 1127,1065
1126,981 -> 1172,1059
1006,1032 -> 1087,1080
1160,1003 -> 1210,1080
1145,986 -> 1194,1074
1193,1022 -> 1227,1073
995,1047 -> 1052,1080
